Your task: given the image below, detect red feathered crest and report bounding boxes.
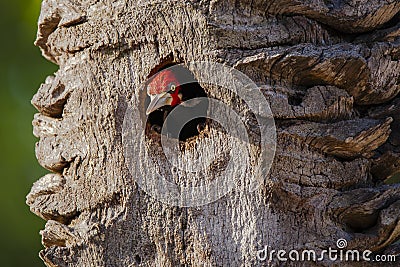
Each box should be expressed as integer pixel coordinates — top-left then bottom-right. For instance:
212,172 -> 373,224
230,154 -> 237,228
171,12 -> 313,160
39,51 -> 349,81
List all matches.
147,69 -> 180,95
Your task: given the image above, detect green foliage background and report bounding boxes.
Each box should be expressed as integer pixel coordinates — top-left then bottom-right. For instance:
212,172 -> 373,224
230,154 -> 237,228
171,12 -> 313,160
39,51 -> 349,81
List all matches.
0,1 -> 57,266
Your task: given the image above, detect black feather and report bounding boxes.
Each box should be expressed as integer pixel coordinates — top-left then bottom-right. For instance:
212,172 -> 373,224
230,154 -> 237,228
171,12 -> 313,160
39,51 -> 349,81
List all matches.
147,66 -> 208,141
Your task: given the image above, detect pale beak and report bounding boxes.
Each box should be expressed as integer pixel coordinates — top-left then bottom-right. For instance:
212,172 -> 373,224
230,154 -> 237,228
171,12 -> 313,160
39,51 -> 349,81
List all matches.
146,92 -> 173,115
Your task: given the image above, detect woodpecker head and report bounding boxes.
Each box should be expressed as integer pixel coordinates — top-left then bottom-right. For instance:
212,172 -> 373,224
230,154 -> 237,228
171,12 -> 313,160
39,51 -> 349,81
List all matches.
146,69 -> 182,115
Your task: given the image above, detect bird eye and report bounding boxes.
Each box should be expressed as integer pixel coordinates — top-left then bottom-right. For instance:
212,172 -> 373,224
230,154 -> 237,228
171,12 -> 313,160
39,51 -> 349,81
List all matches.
169,83 -> 176,92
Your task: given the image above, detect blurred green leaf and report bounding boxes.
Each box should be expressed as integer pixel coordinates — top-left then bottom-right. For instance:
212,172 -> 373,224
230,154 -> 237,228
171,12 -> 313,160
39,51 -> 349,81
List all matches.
0,1 -> 57,266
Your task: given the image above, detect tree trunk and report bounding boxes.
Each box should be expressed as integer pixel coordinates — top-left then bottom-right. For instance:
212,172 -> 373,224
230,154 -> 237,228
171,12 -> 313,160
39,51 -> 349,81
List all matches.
27,0 -> 400,266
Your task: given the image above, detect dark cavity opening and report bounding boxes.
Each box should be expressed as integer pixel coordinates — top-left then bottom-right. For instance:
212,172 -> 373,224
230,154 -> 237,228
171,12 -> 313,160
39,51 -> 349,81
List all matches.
145,64 -> 208,141
344,211 -> 379,233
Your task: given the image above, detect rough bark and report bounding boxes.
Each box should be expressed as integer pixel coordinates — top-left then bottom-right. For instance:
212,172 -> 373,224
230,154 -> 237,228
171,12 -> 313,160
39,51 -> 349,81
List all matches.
27,0 -> 400,266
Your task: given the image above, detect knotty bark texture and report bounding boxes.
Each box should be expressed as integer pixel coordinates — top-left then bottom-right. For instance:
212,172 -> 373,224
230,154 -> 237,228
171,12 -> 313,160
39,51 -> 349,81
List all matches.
27,0 -> 400,266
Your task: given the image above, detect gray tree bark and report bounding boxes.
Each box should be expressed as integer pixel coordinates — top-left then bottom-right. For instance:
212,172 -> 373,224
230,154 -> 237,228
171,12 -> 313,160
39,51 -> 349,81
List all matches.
27,0 -> 400,266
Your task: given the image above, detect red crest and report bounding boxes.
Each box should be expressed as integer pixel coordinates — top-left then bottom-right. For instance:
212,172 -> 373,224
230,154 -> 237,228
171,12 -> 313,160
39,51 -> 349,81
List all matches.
147,69 -> 180,95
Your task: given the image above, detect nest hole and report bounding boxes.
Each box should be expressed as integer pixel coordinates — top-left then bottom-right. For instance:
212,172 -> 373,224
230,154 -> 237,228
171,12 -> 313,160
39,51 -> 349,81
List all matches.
344,211 -> 379,233
145,64 -> 208,142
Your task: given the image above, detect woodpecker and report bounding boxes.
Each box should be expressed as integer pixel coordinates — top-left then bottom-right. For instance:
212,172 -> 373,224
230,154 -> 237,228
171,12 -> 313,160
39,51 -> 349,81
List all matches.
146,67 -> 207,140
